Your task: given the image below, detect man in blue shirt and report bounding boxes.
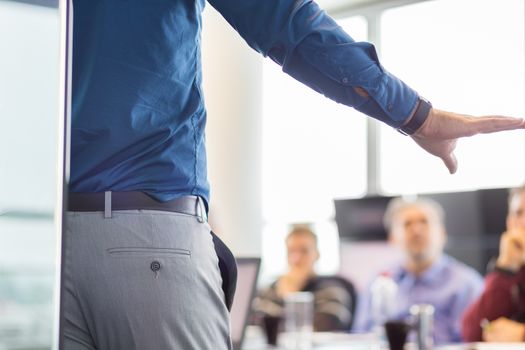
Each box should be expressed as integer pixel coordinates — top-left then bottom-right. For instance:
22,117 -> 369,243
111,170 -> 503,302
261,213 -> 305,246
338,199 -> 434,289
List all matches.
65,0 -> 524,349
355,198 -> 483,344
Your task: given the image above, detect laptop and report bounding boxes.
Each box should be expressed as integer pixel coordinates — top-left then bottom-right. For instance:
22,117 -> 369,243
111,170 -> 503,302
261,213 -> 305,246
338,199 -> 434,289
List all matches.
230,257 -> 261,350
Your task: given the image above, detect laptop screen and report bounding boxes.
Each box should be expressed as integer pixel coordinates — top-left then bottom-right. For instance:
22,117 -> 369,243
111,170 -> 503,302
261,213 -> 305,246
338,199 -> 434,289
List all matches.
230,257 -> 261,350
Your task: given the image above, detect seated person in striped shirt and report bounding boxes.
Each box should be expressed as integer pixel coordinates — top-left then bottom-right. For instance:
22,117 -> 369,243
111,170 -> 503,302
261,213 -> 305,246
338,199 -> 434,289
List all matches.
255,225 -> 356,331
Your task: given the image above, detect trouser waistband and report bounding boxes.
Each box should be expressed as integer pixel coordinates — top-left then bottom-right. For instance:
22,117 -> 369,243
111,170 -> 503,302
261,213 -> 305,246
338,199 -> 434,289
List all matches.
68,191 -> 207,222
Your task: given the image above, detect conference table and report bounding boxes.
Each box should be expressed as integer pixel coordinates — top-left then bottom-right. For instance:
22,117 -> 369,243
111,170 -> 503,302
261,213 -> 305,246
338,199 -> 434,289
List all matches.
242,326 -> 525,350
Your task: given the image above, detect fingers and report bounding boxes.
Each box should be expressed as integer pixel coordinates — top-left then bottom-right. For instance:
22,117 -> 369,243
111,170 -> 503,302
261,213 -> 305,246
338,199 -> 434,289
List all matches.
472,116 -> 525,134
504,229 -> 525,246
498,231 -> 525,270
441,152 -> 458,174
509,236 -> 525,251
444,115 -> 524,172
408,109 -> 524,175
419,109 -> 524,139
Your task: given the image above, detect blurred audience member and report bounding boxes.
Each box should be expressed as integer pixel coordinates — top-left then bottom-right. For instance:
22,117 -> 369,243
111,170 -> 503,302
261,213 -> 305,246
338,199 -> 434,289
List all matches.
462,186 -> 525,342
255,225 -> 356,331
355,197 -> 483,344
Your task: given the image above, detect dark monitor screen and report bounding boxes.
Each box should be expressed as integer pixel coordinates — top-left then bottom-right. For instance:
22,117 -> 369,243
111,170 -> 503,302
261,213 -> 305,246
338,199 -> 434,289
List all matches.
334,188 -> 510,273
334,195 -> 393,241
478,188 -> 508,235
334,188 -> 509,242
422,190 -> 484,237
423,188 -> 508,237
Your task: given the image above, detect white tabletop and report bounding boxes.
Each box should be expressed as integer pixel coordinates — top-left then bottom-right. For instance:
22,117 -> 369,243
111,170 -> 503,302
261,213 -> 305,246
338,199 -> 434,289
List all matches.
242,326 -> 525,350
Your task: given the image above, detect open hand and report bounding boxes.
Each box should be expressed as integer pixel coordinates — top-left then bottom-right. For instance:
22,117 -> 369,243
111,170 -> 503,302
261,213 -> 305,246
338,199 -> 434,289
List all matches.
411,109 -> 525,174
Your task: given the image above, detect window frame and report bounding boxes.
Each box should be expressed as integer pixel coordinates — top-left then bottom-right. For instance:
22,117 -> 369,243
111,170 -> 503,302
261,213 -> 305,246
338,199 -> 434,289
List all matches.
327,0 -> 525,197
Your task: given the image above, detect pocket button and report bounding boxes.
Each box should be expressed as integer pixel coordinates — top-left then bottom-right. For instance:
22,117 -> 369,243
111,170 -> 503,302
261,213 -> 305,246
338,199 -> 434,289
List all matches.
150,261 -> 161,272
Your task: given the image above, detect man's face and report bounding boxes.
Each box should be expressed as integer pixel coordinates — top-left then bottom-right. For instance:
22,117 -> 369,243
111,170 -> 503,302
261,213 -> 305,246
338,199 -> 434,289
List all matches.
507,191 -> 525,231
390,205 -> 445,264
286,233 -> 319,274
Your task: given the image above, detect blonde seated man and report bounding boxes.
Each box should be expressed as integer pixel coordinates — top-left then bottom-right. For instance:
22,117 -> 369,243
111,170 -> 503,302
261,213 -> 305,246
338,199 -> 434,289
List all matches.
255,225 -> 356,332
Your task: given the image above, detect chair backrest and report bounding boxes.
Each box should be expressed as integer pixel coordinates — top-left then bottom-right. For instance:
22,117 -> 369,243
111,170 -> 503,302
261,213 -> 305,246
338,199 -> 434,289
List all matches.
326,275 -> 358,330
307,275 -> 358,331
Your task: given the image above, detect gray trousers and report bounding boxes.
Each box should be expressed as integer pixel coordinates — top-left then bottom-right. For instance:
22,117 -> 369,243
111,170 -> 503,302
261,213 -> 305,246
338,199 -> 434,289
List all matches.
62,209 -> 232,349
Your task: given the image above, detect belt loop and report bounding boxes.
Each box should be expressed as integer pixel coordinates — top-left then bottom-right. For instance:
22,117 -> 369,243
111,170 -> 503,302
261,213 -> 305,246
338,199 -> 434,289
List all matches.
104,191 -> 112,218
196,196 -> 206,223
201,198 -> 208,222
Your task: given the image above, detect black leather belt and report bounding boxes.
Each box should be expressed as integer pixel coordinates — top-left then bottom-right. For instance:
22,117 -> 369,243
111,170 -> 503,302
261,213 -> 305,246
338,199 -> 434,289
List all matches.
68,191 -> 206,220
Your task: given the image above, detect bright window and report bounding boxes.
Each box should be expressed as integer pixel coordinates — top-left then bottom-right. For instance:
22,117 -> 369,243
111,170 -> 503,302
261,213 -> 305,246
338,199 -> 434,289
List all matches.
261,16 -> 368,281
262,16 -> 369,221
378,0 -> 525,194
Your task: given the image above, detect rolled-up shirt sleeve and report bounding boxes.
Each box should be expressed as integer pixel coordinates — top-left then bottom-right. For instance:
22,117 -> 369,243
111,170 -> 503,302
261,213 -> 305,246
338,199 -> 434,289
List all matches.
207,0 -> 419,127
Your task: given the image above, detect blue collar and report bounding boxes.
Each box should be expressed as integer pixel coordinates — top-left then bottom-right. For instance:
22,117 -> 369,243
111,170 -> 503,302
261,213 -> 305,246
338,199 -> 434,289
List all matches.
396,255 -> 450,286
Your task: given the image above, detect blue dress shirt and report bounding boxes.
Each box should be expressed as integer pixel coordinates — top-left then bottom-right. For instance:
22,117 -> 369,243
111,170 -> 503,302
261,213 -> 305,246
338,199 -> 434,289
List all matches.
354,255 -> 483,344
71,0 -> 419,202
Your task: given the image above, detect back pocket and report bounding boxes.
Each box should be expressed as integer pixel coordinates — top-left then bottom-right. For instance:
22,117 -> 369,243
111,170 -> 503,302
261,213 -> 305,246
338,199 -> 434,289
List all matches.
107,247 -> 191,258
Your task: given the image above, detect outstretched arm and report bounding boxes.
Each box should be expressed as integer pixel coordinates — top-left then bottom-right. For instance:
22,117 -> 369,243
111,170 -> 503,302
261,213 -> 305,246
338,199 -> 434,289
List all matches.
208,0 -> 525,172
207,0 -> 419,126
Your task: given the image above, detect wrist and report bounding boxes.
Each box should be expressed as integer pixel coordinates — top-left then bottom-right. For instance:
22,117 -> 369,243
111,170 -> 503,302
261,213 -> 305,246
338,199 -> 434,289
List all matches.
402,101 -> 419,126
397,96 -> 432,135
